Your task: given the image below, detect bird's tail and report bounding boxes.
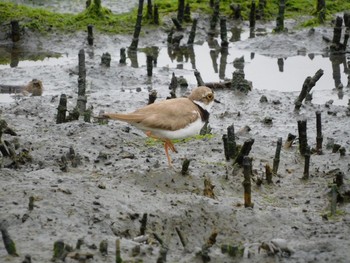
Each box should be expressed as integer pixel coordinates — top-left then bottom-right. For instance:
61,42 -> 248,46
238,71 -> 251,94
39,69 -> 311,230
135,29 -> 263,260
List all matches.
102,113 -> 143,123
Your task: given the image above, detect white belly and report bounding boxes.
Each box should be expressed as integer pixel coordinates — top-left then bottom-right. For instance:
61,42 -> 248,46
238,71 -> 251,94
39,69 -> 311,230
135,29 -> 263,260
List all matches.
143,118 -> 205,140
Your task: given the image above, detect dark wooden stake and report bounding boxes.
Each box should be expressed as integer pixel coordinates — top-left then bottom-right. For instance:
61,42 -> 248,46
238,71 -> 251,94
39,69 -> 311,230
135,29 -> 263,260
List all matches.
243,156 -> 254,208
194,70 -> 205,86
52,240 -> 65,260
147,0 -> 153,20
222,134 -> 229,160
57,94 -> 67,124
230,4 -> 242,20
265,163 -> 273,184
223,124 -> 236,161
116,239 -> 122,263
297,119 -> 308,156
87,25 -> 94,45
177,0 -> 185,24
153,4 -> 159,25
181,158 -> 191,175
234,138 -> 255,165
119,48 -> 126,64
343,27 -> 349,49
294,69 -> 324,110
77,49 -> 87,113
275,0 -> 285,32
99,240 -> 108,256
184,3 -> 191,22
335,171 -> 344,187
302,146 -> 310,180
344,12 -> 350,28
332,16 -> 343,45
129,0 -> 144,51
28,196 -> 34,211
249,0 -> 256,28
171,17 -> 183,31
316,0 -> 326,22
11,20 -> 20,42
187,18 -> 198,45
148,89 -> 157,104
1,227 -> 18,256
256,0 -> 266,20
272,137 -> 282,174
146,55 -> 153,77
316,111 -> 323,154
209,0 -> 220,35
227,124 -> 236,160
139,213 -> 148,235
101,52 -> 111,67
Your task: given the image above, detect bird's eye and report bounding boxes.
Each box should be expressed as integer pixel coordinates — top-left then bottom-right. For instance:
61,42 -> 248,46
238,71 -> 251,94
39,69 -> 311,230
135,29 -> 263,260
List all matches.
206,93 -> 213,100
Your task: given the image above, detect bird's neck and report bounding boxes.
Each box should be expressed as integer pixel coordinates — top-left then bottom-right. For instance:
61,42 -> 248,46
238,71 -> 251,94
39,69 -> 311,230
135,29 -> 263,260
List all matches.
193,101 -> 210,122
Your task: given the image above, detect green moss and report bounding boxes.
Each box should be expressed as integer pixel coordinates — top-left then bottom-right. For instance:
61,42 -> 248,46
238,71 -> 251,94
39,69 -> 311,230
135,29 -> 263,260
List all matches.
324,209 -> 346,221
0,2 -> 136,34
0,0 -> 349,34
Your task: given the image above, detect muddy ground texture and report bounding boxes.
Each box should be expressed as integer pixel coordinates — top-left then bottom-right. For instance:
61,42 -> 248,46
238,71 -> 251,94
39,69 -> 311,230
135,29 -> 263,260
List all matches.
1,13 -> 350,263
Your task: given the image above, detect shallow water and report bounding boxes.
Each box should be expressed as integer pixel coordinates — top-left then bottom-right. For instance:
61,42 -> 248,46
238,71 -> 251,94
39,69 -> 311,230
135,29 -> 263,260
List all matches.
0,2 -> 349,105
1,30 -> 348,106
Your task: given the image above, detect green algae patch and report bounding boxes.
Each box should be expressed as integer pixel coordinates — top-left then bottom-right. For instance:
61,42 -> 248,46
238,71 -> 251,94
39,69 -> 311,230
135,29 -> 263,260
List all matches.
0,1 -> 349,34
0,2 -> 136,34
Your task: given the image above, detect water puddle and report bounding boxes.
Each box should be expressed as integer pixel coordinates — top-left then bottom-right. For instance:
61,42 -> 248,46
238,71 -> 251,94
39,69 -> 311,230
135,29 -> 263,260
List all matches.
140,43 -> 349,106
0,14 -> 349,106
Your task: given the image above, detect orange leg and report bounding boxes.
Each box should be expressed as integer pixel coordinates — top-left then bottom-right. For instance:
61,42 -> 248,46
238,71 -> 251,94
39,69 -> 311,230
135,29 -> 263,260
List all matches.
164,139 -> 178,167
145,131 -> 177,166
164,141 -> 173,167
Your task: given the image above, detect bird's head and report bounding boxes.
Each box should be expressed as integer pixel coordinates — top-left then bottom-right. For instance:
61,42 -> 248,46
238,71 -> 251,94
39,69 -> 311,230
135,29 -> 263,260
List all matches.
188,86 -> 215,112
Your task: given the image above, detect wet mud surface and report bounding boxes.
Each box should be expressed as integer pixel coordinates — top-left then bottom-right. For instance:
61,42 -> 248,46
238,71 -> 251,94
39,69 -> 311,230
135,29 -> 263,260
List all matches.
1,12 -> 350,263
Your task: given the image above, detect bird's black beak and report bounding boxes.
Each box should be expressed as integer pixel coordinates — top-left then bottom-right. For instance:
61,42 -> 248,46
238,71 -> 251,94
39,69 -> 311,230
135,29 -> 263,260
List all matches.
214,99 -> 221,103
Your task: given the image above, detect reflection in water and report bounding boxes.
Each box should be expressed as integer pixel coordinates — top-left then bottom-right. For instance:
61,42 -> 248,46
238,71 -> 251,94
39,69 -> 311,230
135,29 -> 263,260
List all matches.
128,49 -> 138,68
230,27 -> 242,42
0,45 -> 61,68
166,45 -> 196,70
329,53 -> 349,100
277,58 -> 284,72
160,31 -> 350,105
136,27 -> 349,105
219,48 -> 228,80
10,46 -> 19,68
1,22 -> 349,106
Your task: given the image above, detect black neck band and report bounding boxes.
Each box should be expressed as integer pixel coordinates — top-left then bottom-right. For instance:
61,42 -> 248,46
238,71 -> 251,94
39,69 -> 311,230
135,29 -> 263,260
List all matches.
195,103 -> 210,122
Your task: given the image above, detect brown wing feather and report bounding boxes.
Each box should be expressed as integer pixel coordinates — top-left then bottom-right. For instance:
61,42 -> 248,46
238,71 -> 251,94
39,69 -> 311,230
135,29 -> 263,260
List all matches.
104,98 -> 200,131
